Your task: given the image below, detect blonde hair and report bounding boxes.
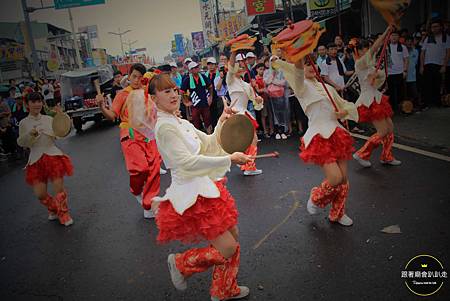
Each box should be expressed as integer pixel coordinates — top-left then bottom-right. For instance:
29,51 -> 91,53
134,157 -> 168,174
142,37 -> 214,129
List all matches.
147,74 -> 176,95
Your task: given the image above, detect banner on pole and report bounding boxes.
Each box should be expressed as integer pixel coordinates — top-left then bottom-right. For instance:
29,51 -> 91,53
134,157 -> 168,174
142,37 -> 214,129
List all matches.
191,31 -> 205,51
217,13 -> 248,40
245,0 -> 275,16
54,0 -> 105,10
307,0 -> 352,19
174,34 -> 184,56
198,0 -> 217,46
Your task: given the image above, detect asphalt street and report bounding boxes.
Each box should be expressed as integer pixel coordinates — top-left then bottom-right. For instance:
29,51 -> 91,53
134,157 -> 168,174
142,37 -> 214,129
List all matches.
0,122 -> 449,301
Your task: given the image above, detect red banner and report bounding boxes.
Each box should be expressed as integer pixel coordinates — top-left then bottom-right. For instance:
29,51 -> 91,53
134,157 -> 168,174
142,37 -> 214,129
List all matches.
245,0 -> 276,16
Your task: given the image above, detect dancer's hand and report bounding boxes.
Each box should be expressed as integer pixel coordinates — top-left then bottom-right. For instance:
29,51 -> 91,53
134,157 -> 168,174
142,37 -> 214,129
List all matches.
219,99 -> 238,123
96,93 -> 105,107
230,152 -> 252,165
29,128 -> 39,137
54,103 -> 63,114
255,95 -> 263,104
335,109 -> 348,120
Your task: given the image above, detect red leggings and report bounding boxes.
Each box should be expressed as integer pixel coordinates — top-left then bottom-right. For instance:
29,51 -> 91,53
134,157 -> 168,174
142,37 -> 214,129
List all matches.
121,134 -> 161,210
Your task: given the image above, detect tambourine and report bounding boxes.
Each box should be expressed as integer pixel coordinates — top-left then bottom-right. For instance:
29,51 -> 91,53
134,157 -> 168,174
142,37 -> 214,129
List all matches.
370,0 -> 411,27
400,100 -> 414,114
219,114 -> 254,154
226,34 -> 257,51
272,20 -> 324,62
273,20 -> 313,43
52,112 -> 72,137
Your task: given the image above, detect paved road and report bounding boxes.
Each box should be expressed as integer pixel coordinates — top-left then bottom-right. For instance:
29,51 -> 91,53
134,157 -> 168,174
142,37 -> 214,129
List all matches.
1,123 -> 449,300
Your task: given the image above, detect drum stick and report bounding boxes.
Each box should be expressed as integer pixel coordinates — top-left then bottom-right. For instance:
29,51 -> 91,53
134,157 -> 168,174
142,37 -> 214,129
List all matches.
229,98 -> 238,109
252,151 -> 280,159
93,78 -> 101,95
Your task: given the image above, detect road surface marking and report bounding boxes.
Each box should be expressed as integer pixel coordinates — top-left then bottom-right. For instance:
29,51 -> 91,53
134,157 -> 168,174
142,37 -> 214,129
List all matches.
253,200 -> 300,250
351,133 -> 450,162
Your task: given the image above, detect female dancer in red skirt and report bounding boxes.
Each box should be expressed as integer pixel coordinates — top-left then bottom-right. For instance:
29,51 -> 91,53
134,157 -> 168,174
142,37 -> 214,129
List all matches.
273,57 -> 358,226
353,25 -> 401,167
149,73 -> 252,300
17,92 -> 73,226
226,49 -> 264,176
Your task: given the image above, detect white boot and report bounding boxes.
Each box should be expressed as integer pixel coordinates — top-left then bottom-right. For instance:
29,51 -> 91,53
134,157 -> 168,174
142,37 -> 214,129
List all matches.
353,153 -> 372,167
167,254 -> 187,291
243,169 -> 263,176
143,209 -> 155,219
307,196 -> 320,215
336,214 -> 353,226
48,213 -> 58,221
211,286 -> 250,300
380,159 -> 402,166
135,194 -> 143,205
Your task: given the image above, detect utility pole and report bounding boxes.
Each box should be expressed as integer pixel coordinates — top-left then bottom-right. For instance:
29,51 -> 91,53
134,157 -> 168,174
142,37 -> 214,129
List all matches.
281,0 -> 290,22
337,0 -> 342,36
20,1 -> 87,76
214,0 -> 220,57
68,8 -> 83,69
21,0 -> 40,78
124,40 -> 138,55
108,28 -> 131,57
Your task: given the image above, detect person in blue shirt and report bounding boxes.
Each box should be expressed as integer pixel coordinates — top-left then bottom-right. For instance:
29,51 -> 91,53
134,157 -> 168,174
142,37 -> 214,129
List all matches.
5,88 -> 17,110
405,36 -> 422,110
170,62 -> 182,88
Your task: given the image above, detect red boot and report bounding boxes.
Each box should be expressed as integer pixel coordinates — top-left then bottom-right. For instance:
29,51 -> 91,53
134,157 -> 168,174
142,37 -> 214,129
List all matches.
354,133 -> 383,167
54,191 -> 73,226
241,145 -> 262,176
310,180 -> 341,209
380,133 -> 401,165
210,244 -> 242,300
39,193 -> 58,221
175,246 -> 227,277
329,182 -> 349,222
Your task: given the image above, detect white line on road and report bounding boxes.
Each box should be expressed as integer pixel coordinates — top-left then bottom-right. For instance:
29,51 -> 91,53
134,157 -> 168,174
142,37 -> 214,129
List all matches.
351,133 -> 450,162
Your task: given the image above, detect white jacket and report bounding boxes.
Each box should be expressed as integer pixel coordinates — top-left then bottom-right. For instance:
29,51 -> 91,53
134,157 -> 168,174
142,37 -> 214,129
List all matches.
355,50 -> 383,108
226,63 -> 263,113
17,114 -> 64,166
153,110 -> 231,215
273,60 -> 358,147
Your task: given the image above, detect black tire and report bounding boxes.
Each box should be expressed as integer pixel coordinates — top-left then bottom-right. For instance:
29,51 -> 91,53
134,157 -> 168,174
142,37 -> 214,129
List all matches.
73,117 -> 83,133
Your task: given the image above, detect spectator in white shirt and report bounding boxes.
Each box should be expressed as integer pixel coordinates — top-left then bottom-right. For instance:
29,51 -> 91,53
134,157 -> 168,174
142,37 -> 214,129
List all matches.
320,43 -> 351,95
420,19 -> 450,107
316,45 -> 328,66
387,31 -> 409,112
41,78 -> 55,107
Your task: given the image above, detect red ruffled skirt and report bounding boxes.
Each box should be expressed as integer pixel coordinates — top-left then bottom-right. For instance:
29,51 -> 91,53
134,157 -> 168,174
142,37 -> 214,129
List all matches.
156,178 -> 238,244
357,94 -> 393,123
25,154 -> 74,185
299,127 -> 354,165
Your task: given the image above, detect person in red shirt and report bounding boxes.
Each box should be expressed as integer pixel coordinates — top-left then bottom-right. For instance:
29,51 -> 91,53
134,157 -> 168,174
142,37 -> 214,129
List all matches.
252,63 -> 273,138
96,63 -> 161,219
